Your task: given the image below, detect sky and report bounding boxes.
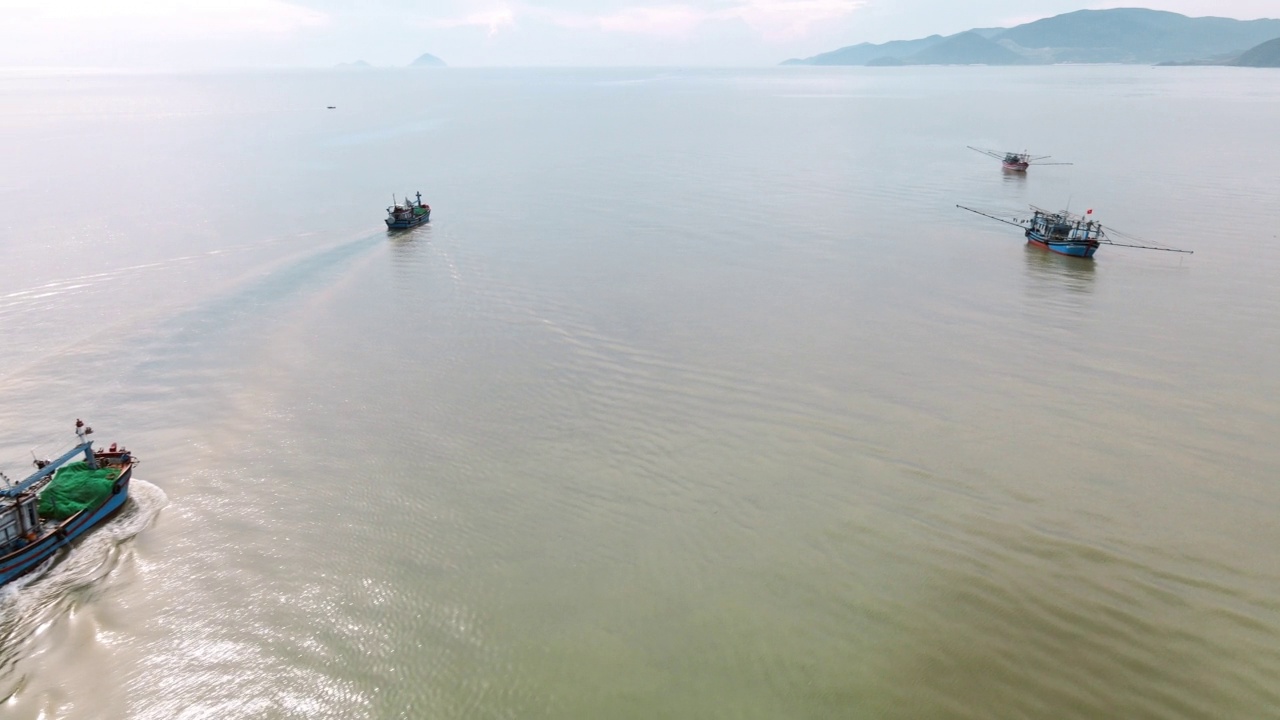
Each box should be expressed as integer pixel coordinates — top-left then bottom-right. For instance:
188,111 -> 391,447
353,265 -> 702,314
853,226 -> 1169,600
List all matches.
0,0 -> 1277,69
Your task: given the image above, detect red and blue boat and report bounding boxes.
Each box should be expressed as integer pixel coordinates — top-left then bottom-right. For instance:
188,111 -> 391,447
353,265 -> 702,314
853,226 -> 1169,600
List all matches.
958,205 -> 1193,259
0,420 -> 136,586
1024,207 -> 1103,258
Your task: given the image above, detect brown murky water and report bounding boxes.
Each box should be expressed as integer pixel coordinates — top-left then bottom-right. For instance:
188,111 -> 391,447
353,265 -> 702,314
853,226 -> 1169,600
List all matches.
1,66 -> 1277,718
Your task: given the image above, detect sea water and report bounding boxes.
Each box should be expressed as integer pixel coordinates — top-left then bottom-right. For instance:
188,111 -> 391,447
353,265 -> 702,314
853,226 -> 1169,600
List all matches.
0,66 -> 1278,718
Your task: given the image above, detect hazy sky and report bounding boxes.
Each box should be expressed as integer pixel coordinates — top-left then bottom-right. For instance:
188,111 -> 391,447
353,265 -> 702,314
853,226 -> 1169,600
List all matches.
1,0 -> 1277,69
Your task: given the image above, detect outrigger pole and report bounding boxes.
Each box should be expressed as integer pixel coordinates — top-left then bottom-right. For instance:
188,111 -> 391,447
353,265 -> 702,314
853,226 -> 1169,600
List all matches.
1099,238 -> 1193,254
956,205 -> 1026,227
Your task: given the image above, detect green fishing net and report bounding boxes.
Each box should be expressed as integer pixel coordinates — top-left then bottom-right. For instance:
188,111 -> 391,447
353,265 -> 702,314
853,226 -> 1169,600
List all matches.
36,461 -> 121,520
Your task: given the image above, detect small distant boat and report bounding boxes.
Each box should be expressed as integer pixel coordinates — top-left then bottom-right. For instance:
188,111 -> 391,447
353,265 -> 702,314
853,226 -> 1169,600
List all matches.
0,420 -> 136,586
385,192 -> 431,229
958,205 -> 1193,259
968,147 -> 1072,172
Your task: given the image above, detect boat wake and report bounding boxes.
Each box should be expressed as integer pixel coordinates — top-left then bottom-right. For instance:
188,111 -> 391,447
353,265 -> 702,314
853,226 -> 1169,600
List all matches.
0,479 -> 166,695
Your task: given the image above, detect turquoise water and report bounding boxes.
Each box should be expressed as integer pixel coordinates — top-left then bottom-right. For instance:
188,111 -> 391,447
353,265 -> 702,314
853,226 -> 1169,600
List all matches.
1,66 -> 1278,718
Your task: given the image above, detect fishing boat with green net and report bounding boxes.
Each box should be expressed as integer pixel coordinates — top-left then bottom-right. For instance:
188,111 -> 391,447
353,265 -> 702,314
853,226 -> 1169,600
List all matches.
0,420 -> 136,586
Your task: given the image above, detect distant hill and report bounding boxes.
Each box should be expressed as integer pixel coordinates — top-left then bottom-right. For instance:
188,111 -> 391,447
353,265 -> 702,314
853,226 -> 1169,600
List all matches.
409,53 -> 447,68
1158,36 -> 1280,66
902,32 -> 1029,66
335,60 -> 372,69
785,8 -> 1280,66
1154,55 -> 1235,66
783,36 -> 944,66
1230,37 -> 1280,66
999,9 -> 1280,63
794,30 -> 1032,67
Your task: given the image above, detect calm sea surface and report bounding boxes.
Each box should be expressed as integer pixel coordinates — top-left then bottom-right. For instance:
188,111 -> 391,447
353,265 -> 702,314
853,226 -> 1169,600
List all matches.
0,66 -> 1278,719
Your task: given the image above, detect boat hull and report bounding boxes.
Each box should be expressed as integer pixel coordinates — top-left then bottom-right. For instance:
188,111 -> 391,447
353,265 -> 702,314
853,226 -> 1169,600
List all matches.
0,464 -> 132,586
1027,236 -> 1097,258
385,210 -> 430,229
1002,161 -> 1030,171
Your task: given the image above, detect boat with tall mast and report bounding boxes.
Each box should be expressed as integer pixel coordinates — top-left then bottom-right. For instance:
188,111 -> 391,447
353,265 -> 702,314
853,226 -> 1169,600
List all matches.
385,192 -> 431,229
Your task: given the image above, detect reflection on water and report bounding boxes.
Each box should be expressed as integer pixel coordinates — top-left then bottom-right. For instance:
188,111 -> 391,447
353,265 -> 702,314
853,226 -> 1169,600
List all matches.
1022,243 -> 1096,293
387,225 -> 432,281
1001,168 -> 1029,183
1018,244 -> 1097,330
387,227 -> 430,257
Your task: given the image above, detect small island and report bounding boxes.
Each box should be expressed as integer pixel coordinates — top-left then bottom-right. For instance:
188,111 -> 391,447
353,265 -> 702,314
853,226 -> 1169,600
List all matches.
335,60 -> 373,69
409,53 -> 447,68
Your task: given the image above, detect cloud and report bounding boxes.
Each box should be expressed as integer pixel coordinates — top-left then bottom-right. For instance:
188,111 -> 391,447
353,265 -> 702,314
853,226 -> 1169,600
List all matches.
422,5 -> 518,36
419,0 -> 866,41
0,0 -> 330,36
728,0 -> 869,41
593,5 -> 707,36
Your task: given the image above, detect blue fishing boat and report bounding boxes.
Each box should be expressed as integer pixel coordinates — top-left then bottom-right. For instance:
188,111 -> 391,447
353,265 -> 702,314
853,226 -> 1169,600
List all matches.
1024,207 -> 1103,258
0,420 -> 136,586
958,205 -> 1192,259
385,192 -> 431,229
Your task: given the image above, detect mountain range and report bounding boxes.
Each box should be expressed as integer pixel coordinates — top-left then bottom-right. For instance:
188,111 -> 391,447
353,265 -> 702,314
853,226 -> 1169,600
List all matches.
784,9 -> 1280,66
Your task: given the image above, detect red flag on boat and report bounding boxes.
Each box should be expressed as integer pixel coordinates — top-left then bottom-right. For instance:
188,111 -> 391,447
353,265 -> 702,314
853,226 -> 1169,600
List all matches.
1086,209 -> 1093,215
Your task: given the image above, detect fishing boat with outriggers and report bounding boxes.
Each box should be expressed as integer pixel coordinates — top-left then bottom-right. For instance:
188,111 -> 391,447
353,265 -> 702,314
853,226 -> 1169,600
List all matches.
0,420 -> 136,586
958,205 -> 1193,259
968,147 -> 1072,172
385,192 -> 431,229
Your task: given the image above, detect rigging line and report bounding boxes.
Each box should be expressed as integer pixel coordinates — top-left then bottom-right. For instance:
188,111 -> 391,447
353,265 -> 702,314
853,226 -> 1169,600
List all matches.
1098,239 -> 1194,253
956,205 -> 1027,228
1107,227 -> 1158,243
1103,226 -> 1187,252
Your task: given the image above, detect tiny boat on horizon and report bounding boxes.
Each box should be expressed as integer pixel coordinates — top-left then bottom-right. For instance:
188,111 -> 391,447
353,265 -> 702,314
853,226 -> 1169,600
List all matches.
0,420 -> 137,586
386,192 -> 430,229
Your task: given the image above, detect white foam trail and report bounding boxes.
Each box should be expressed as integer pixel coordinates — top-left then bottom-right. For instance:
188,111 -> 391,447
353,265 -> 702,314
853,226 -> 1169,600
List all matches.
0,479 -> 167,675
0,236 -> 317,310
